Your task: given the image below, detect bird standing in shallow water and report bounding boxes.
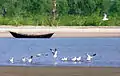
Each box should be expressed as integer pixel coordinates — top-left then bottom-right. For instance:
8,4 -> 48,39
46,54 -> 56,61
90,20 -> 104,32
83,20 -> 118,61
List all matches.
61,57 -> 68,61
50,48 -> 58,59
9,57 -> 14,64
54,48 -> 58,58
76,56 -> 81,62
86,53 -> 96,62
50,48 -> 58,66
21,57 -> 27,63
71,57 -> 77,62
27,56 -> 33,63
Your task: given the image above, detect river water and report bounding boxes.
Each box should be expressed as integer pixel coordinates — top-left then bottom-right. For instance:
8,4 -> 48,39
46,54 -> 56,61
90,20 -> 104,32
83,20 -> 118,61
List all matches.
0,38 -> 120,67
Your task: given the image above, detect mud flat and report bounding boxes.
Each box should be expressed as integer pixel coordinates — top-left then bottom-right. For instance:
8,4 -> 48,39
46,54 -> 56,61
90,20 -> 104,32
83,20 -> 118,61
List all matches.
0,66 -> 120,76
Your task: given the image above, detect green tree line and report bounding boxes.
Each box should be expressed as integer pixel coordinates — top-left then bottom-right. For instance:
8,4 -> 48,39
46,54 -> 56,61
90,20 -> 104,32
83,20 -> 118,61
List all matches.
0,0 -> 120,26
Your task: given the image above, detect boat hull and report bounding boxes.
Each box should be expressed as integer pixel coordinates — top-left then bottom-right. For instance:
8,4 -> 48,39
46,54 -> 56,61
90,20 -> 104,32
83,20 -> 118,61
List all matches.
9,31 -> 54,38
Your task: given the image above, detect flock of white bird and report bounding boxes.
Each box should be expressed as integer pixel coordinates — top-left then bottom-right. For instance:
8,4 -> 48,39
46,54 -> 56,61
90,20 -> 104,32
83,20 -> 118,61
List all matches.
8,53 -> 48,64
50,48 -> 96,63
8,48 -> 96,64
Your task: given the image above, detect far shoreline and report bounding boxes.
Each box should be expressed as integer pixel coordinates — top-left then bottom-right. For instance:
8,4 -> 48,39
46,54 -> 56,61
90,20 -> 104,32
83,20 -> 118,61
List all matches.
0,26 -> 120,38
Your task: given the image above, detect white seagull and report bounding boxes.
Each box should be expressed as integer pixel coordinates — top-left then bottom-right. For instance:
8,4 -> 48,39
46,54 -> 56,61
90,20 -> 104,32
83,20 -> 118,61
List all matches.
50,48 -> 58,58
86,54 -> 93,61
76,56 -> 81,62
86,53 -> 96,62
21,57 -> 27,63
102,13 -> 109,21
9,57 -> 14,63
71,57 -> 77,62
27,56 -> 33,63
61,57 -> 68,61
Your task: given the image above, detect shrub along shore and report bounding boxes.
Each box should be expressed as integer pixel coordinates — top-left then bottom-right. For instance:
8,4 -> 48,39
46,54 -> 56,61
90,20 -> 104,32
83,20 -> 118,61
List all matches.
0,0 -> 120,26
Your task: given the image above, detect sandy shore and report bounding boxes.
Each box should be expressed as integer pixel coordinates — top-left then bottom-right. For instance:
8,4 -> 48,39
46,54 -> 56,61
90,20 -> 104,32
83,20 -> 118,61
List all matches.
0,66 -> 120,76
0,26 -> 120,37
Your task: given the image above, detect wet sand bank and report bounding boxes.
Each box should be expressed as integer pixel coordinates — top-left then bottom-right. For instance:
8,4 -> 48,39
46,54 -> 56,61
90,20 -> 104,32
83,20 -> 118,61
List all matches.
0,26 -> 120,38
0,66 -> 120,76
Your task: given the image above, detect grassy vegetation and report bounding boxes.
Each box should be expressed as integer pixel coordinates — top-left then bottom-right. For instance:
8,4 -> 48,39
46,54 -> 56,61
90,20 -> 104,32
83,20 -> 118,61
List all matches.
1,14 -> 120,26
0,0 -> 120,26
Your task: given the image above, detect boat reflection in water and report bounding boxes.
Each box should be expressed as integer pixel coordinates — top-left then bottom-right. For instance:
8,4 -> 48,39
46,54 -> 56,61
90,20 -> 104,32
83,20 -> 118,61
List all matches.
9,31 -> 54,38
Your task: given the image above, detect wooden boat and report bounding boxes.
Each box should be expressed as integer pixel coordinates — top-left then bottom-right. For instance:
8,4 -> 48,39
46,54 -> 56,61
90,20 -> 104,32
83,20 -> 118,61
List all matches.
9,31 -> 54,38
